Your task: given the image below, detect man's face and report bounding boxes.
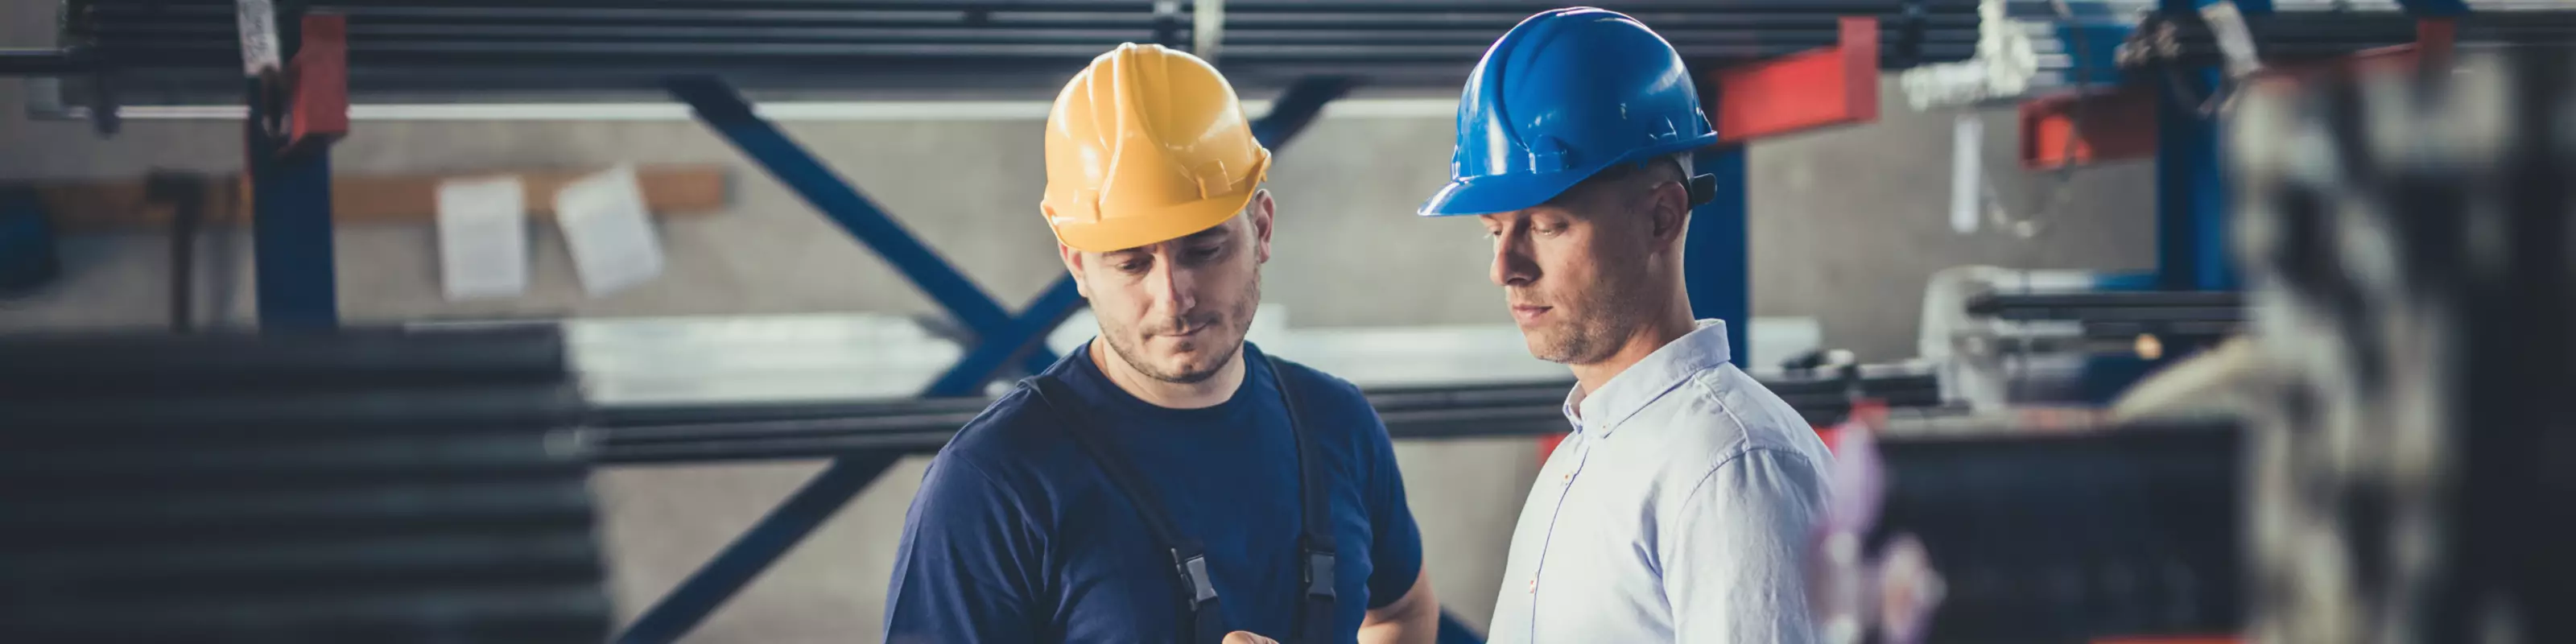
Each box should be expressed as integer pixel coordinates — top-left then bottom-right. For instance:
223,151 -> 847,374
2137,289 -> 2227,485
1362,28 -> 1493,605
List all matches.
1480,180 -> 1662,365
1063,193 -> 1273,384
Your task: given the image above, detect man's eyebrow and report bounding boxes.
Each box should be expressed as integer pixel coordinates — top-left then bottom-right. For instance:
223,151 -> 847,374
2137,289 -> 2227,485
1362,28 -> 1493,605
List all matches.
1181,225 -> 1235,243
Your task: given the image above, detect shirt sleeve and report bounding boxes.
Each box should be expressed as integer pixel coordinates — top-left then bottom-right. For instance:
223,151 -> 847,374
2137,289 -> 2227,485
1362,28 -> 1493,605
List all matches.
1662,447 -> 1827,644
1361,407 -> 1426,609
883,453 -> 1042,644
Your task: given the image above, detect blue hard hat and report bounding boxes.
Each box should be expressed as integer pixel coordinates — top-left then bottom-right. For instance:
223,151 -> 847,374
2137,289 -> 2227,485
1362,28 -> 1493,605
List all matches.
1418,7 -> 1719,217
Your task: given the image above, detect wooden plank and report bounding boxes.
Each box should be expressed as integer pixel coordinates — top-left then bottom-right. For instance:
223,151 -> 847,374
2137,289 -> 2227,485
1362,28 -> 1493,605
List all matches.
16,165 -> 729,232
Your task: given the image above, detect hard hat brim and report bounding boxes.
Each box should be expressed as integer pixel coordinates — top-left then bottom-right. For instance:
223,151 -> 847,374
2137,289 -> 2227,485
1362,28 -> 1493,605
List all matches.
1417,135 -> 1718,217
1051,189 -> 1257,254
1414,168 -> 1590,218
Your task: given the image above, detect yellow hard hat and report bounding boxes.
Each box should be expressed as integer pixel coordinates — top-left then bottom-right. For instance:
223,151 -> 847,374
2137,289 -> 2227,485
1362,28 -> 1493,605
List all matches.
1041,43 -> 1271,253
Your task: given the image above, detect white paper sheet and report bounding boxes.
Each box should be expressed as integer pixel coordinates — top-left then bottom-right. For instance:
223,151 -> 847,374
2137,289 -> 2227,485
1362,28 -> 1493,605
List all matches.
555,165 -> 667,296
1951,113 -> 1984,235
436,175 -> 529,300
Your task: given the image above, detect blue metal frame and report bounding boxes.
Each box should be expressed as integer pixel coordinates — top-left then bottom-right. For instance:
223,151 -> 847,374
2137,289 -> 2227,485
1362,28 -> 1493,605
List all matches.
618,76 -> 1373,644
923,275 -> 1087,396
668,76 -> 1061,378
614,452 -> 902,644
1252,76 -> 1357,151
246,30 -> 339,330
2152,64 -> 2232,291
1685,145 -> 1752,369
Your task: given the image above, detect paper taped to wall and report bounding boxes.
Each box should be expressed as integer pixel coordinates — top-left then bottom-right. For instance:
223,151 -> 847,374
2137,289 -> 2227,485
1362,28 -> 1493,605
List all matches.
436,176 -> 529,300
555,165 -> 667,296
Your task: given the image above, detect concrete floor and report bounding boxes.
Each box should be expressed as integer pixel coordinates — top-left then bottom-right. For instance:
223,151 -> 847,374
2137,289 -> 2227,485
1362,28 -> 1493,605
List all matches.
2,1 -> 2162,638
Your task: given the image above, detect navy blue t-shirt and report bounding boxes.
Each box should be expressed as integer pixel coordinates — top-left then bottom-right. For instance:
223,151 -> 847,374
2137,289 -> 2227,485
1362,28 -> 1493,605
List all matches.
884,341 -> 1422,643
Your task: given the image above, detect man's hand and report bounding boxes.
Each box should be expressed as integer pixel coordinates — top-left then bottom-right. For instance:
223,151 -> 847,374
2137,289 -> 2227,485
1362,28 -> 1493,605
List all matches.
1222,631 -> 1280,644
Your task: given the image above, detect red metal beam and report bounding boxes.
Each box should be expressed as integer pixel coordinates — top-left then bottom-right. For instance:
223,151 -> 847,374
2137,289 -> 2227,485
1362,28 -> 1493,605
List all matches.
1705,16 -> 1880,143
2018,85 -> 2159,171
285,13 -> 349,155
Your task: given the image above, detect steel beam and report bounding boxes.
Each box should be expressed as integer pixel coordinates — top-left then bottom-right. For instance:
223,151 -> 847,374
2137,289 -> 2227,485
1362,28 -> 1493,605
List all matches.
1707,16 -> 1881,143
921,275 -> 1086,398
1252,76 -> 1358,151
611,452 -> 902,644
1685,146 -> 1752,368
247,93 -> 340,330
667,76 -> 1059,375
2153,66 -> 2231,291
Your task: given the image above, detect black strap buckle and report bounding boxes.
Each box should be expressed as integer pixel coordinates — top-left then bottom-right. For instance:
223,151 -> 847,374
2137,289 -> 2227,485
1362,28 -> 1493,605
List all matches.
1173,548 -> 1219,604
1302,550 -> 1337,598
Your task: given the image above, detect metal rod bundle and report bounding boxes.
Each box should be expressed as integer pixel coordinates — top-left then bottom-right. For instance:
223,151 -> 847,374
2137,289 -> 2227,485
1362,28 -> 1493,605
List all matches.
1873,421 -> 2244,642
0,327 -> 611,642
56,0 -> 1983,95
2134,10 -> 2576,68
592,368 -> 1945,464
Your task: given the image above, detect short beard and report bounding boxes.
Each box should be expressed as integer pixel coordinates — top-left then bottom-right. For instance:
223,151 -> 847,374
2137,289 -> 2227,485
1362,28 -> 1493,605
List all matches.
1100,266 -> 1262,384
1527,266 -> 1653,366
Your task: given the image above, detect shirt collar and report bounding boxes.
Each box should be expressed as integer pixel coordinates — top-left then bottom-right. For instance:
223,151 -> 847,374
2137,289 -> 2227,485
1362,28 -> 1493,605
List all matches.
1560,320 -> 1735,439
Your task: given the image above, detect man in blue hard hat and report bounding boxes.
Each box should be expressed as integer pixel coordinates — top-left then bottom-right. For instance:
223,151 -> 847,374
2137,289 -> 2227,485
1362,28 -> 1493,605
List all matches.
1418,8 -> 1835,643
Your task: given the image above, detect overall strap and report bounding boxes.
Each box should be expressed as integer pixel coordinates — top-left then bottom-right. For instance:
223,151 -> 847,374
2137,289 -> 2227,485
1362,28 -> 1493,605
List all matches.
1265,357 -> 1340,644
1027,374 -> 1228,644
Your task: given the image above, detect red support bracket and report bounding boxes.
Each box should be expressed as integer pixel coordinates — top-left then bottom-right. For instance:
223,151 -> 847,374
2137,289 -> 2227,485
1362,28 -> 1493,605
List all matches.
2018,85 -> 2160,171
1704,16 -> 1880,143
283,13 -> 349,155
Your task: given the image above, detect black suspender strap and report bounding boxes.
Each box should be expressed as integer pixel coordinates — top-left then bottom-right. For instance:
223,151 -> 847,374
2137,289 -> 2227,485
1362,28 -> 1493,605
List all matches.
1026,353 -> 1342,644
1266,357 -> 1340,644
1029,374 -> 1228,644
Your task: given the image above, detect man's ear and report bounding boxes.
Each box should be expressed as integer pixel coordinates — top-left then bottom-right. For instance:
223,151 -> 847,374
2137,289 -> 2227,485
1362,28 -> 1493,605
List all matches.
1645,179 -> 1691,248
1057,242 -> 1092,299
1249,189 -> 1277,264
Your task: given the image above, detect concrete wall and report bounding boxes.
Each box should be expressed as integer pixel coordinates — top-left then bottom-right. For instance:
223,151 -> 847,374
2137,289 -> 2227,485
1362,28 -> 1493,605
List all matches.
3,1 -> 2157,640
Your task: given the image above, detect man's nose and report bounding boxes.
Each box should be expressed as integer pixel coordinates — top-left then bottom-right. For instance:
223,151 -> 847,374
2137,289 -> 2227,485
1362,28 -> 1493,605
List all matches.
1490,234 -> 1538,287
1148,259 -> 1198,314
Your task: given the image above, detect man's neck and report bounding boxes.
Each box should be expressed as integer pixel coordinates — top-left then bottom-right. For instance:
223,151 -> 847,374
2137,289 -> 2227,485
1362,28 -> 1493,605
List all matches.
1567,312 -> 1699,403
1090,338 -> 1245,410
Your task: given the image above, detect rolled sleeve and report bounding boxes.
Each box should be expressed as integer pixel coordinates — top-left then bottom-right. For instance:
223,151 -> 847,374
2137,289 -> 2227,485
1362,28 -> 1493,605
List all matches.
1662,448 -> 1827,644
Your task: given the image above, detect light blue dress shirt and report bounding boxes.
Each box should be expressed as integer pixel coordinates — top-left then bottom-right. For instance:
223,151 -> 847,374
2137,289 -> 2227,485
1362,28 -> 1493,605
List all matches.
1487,320 -> 1835,643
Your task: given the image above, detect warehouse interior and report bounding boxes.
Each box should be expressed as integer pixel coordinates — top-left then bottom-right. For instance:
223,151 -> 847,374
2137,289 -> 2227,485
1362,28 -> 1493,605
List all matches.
1,1 -> 2568,643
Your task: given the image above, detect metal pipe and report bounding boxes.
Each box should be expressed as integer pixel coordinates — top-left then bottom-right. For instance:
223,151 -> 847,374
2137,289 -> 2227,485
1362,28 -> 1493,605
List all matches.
0,50 -> 89,76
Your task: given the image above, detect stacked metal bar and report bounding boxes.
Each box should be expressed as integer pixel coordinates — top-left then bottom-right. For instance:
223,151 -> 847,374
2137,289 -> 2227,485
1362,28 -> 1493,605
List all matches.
1872,421 -> 2243,642
0,327 -> 609,642
2165,10 -> 2576,64
592,368 -> 1944,464
2010,1 -> 2576,95
1208,0 -> 1984,88
60,0 -> 1980,98
1967,291 -> 2244,346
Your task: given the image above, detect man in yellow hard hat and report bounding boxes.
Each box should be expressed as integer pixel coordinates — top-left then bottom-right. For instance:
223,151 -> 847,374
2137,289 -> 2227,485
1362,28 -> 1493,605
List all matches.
884,43 -> 1439,644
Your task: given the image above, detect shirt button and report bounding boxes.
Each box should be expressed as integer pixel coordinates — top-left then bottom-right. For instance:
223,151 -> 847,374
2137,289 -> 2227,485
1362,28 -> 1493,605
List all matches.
1527,578 -> 1537,593
1559,472 -> 1572,484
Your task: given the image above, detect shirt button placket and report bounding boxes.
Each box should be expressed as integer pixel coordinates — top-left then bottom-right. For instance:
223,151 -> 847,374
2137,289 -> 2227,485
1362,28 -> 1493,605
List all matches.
1530,429 -> 1591,636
